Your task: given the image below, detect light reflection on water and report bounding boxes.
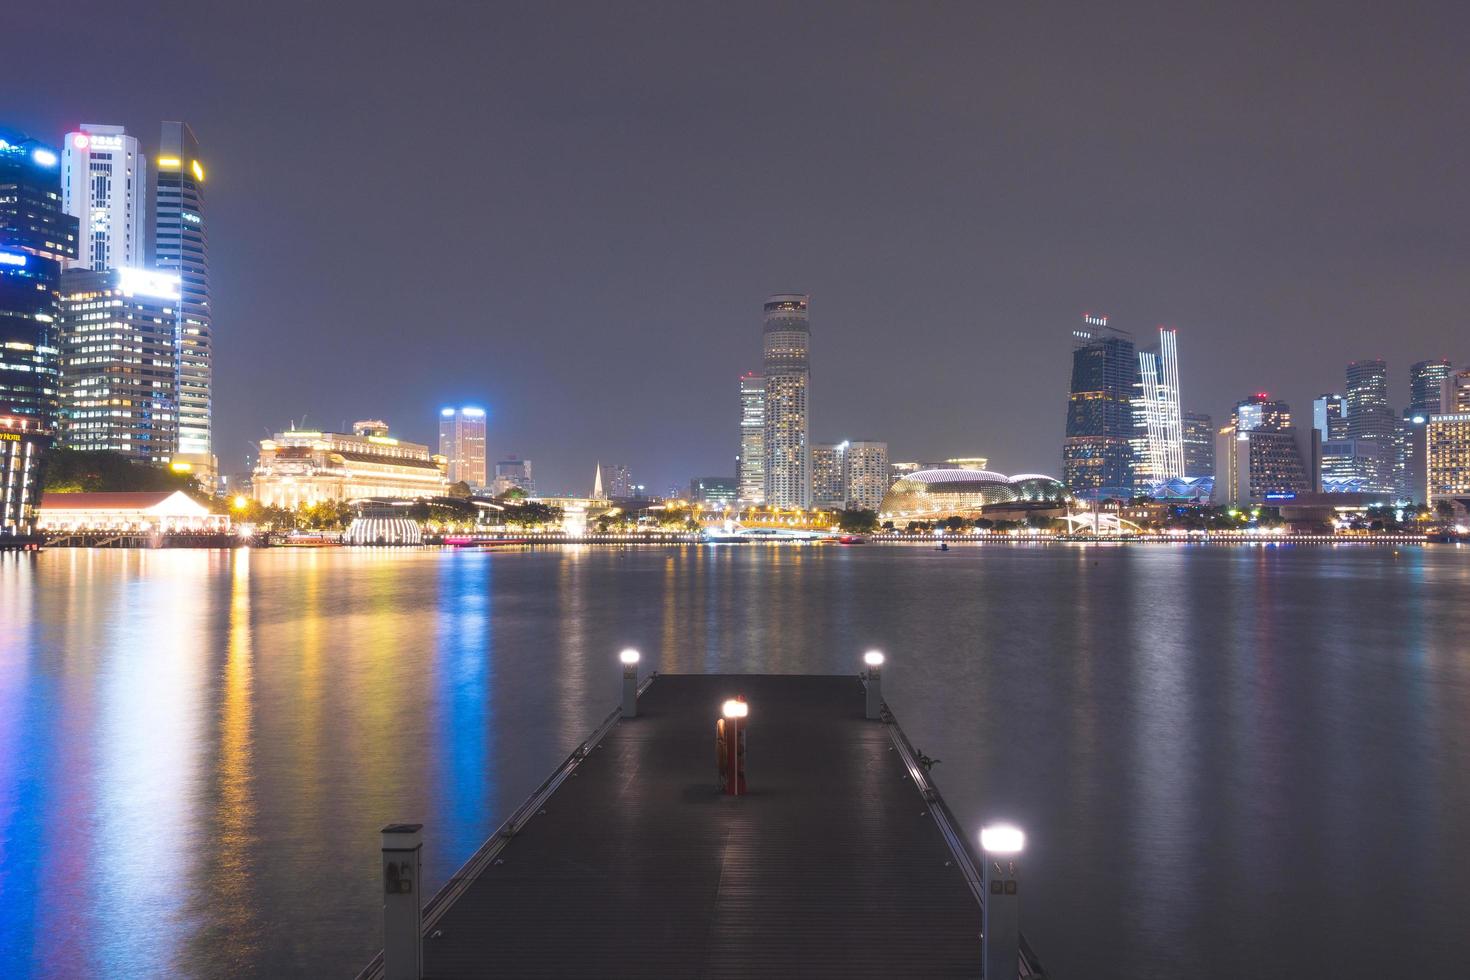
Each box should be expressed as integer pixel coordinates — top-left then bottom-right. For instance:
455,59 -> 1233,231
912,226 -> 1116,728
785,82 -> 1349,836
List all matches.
1,544 -> 1469,978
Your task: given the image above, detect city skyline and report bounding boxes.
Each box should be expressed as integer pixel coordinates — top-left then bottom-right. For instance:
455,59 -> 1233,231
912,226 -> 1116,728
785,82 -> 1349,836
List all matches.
8,3 -> 1470,493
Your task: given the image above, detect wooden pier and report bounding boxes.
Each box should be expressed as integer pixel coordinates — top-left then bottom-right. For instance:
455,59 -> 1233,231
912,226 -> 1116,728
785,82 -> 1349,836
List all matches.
359,673 -> 1044,978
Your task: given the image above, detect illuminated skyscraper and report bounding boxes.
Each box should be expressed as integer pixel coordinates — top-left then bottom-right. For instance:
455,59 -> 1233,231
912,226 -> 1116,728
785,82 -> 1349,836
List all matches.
1409,359 -> 1452,417
1312,394 -> 1348,441
153,122 -> 212,462
1344,359 -> 1395,491
58,267 -> 180,463
1215,393 -> 1308,504
845,441 -> 889,511
438,406 -> 487,487
61,124 -> 146,271
761,294 -> 810,509
1132,326 -> 1185,489
1063,314 -> 1135,496
812,442 -> 846,508
737,372 -> 765,504
1427,412 -> 1470,507
2,130 -> 76,429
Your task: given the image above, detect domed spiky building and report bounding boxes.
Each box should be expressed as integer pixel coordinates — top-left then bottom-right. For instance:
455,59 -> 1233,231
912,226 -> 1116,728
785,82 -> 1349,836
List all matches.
879,468 -> 1068,520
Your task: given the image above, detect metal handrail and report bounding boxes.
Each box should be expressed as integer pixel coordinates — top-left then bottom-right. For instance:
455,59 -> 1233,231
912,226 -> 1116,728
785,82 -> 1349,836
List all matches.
879,683 -> 1047,978
355,672 -> 659,980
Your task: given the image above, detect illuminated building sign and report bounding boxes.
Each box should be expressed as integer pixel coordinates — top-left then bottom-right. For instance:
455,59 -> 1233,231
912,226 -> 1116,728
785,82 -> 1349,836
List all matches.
0,252 -> 26,267
73,133 -> 124,151
1264,492 -> 1297,501
117,267 -> 181,301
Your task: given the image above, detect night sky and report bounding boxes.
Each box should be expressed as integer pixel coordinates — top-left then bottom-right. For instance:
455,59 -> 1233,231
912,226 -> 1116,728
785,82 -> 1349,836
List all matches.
12,2 -> 1470,493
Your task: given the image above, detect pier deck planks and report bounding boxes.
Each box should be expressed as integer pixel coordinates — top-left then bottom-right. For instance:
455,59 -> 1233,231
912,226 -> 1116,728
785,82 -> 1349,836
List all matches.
424,674 -> 984,978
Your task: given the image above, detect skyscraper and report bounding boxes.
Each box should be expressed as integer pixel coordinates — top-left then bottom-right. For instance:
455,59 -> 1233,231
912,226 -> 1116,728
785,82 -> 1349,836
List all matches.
1409,359 -> 1452,417
153,122 -> 212,462
1344,359 -> 1395,492
811,442 -> 846,509
1215,393 -> 1308,504
1181,411 -> 1214,479
1063,314 -> 1135,496
58,267 -> 180,463
845,441 -> 889,511
62,125 -> 146,271
1444,369 -> 1470,413
737,372 -> 765,504
1312,394 -> 1348,441
1132,326 -> 1185,489
1,130 -> 77,428
1427,412 -> 1470,508
761,294 -> 811,509
438,406 -> 487,487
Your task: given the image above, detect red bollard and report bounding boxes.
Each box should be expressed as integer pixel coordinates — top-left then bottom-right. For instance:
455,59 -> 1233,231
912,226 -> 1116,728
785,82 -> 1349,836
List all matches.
719,697 -> 748,795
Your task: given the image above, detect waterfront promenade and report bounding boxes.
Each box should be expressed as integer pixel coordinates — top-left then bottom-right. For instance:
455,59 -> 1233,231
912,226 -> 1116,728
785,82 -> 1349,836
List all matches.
359,673 -> 1043,978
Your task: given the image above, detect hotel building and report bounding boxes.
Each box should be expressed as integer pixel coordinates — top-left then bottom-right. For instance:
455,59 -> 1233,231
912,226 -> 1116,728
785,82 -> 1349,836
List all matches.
845,441 -> 889,511
1427,413 -> 1470,508
1,415 -> 49,540
762,294 -> 811,509
811,442 -> 846,509
737,372 -> 765,504
252,420 -> 448,508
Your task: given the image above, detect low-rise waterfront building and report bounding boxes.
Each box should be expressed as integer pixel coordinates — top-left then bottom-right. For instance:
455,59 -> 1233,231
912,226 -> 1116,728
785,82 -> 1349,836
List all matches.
252,420 -> 447,508
36,489 -> 227,533
492,456 -> 534,496
879,468 -> 1066,520
690,476 -> 739,508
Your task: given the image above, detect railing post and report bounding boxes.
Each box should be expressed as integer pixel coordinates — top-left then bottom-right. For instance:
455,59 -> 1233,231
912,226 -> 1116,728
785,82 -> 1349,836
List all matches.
863,650 -> 885,720
380,823 -> 424,980
619,648 -> 640,718
980,824 -> 1024,979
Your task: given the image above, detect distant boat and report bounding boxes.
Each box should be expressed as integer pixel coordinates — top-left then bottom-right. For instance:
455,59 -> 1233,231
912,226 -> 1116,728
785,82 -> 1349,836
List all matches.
935,541 -> 949,551
837,535 -> 866,545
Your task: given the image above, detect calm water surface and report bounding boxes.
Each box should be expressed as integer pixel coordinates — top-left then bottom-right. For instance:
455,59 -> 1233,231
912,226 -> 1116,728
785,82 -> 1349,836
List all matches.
2,544 -> 1469,978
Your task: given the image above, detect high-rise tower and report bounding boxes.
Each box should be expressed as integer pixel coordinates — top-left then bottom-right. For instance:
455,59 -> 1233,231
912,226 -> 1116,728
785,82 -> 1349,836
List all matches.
438,406 -> 487,487
1409,359 -> 1452,418
153,122 -> 212,461
1132,326 -> 1185,489
58,267 -> 180,463
1063,314 -> 1135,496
61,124 -> 146,271
1,130 -> 77,428
761,294 -> 811,509
737,372 -> 765,504
1345,359 -> 1395,492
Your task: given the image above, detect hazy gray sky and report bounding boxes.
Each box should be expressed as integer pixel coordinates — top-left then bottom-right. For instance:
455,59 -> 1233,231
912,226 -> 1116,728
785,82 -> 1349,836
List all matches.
13,1 -> 1470,492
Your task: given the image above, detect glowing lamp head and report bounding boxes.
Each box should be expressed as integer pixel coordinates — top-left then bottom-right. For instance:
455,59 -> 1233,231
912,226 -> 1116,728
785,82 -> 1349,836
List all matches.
722,698 -> 749,719
232,495 -> 249,510
32,148 -> 57,167
619,648 -> 640,665
980,824 -> 1026,855
863,650 -> 885,667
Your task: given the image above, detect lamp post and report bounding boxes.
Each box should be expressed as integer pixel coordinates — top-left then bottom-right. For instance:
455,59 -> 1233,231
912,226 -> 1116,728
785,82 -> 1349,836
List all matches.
980,823 -> 1025,979
619,648 -> 640,718
720,697 -> 748,795
863,650 -> 885,720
